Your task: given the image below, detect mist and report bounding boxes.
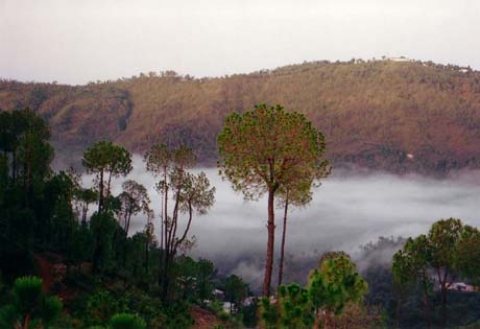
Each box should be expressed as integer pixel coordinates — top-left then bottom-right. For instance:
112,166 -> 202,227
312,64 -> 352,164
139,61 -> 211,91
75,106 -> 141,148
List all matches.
81,156 -> 480,289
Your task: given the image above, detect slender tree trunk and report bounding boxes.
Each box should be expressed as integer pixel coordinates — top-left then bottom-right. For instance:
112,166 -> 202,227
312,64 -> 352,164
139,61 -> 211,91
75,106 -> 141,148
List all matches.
158,190 -> 167,287
98,170 -> 104,212
125,212 -> 132,235
81,202 -> 87,224
23,313 -> 31,329
160,189 -> 164,250
162,251 -> 171,302
313,310 -> 320,329
278,189 -> 289,288
163,168 -> 168,250
441,285 -> 447,328
12,151 -> 17,184
423,291 -> 430,329
162,185 -> 180,303
145,238 -> 149,274
158,174 -> 167,287
396,295 -> 402,328
106,172 -> 112,202
263,187 -> 275,297
93,235 -> 102,274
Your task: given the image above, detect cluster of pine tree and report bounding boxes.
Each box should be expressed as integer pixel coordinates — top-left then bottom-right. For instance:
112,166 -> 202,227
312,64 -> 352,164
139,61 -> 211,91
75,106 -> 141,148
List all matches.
0,108 -> 251,328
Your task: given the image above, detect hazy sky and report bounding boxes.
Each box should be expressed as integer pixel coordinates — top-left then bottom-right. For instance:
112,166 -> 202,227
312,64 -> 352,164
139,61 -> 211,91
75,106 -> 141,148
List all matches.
1,0 -> 480,85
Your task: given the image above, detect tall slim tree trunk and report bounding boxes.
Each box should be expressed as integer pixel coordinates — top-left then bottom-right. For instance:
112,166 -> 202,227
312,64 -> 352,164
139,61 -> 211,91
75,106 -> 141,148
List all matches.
278,189 -> 289,288
158,174 -> 169,289
441,285 -> 447,328
423,291 -> 430,329
163,168 -> 168,250
314,310 -> 320,329
12,151 -> 17,184
145,238 -> 149,274
98,170 -> 104,212
263,188 -> 275,297
396,296 -> 401,328
162,250 -> 171,302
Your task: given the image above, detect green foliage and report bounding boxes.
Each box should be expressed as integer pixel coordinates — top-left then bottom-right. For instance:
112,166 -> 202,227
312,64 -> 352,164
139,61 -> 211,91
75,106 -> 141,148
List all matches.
0,276 -> 63,329
82,140 -> 132,212
392,218 -> 480,328
0,305 -> 17,329
308,252 -> 368,327
218,103 -> 326,200
223,275 -> 248,309
108,313 -> 146,329
13,276 -> 43,315
144,143 -> 215,302
85,291 -> 120,326
277,284 -> 313,329
66,221 -> 94,266
40,295 -> 63,327
90,211 -> 120,273
196,259 -> 215,301
0,109 -> 57,271
456,225 -> 480,285
259,296 -> 278,329
218,103 -> 328,296
162,301 -> 195,329
392,235 -> 432,289
116,180 -> 150,235
172,256 -> 217,303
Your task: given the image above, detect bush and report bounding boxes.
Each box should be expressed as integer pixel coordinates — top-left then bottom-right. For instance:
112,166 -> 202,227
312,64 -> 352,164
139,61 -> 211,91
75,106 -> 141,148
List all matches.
109,313 -> 146,329
85,291 -> 119,326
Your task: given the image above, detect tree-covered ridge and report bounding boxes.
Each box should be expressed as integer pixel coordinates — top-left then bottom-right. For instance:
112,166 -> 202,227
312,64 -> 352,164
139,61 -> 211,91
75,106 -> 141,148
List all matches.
2,59 -> 480,174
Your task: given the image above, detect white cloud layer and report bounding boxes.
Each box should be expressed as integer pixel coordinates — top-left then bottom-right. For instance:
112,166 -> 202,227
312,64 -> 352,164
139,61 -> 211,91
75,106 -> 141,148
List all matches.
86,156 -> 480,259
78,156 -> 480,288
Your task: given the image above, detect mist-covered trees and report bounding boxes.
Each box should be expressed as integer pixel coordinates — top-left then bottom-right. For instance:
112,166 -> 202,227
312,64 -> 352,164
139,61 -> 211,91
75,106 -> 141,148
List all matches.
218,103 -> 329,296
0,109 -> 248,328
392,218 -> 480,328
277,172 -> 330,287
82,140 -> 133,212
308,251 -> 368,329
260,251 -> 368,329
117,179 -> 151,235
144,144 -> 215,302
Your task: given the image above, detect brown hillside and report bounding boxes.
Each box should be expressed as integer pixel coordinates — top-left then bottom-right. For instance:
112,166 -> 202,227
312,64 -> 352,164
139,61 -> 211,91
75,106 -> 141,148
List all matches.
1,59 -> 480,175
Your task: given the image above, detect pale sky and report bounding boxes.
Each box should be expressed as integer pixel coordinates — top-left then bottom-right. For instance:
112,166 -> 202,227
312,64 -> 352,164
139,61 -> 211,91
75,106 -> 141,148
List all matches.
1,0 -> 480,85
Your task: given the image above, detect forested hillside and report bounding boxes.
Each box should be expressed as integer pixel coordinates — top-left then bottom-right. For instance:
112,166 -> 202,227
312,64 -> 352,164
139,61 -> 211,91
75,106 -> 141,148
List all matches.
2,59 -> 480,174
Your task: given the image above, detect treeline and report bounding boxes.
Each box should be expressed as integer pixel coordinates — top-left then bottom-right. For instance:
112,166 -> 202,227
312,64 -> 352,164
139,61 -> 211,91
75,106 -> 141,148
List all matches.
3,108 -> 480,329
2,59 -> 480,174
0,109 -> 251,328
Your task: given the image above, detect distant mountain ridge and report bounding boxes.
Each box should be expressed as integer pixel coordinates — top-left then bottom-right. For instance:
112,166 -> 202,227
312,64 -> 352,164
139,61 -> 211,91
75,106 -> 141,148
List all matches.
1,59 -> 480,175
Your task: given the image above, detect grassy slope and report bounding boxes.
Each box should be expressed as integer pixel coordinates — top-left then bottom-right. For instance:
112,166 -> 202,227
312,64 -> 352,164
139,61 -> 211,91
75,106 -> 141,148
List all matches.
1,59 -> 480,174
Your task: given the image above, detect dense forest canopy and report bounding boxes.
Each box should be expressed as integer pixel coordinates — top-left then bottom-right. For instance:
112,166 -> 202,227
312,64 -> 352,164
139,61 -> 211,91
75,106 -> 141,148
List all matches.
1,59 -> 480,175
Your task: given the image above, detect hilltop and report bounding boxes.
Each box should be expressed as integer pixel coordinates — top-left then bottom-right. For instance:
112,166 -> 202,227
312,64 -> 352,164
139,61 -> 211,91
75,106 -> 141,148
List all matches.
1,58 -> 480,175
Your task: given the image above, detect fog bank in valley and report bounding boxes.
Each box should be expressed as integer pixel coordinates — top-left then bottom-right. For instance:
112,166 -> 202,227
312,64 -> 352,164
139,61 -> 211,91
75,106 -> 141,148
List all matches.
82,156 -> 480,289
